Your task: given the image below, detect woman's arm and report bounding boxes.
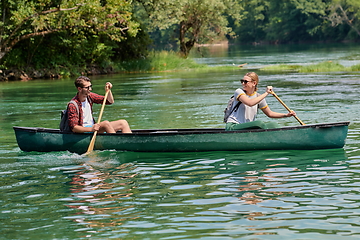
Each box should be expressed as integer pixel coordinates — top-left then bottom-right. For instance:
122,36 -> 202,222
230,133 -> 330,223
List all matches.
262,106 -> 296,118
237,86 -> 273,106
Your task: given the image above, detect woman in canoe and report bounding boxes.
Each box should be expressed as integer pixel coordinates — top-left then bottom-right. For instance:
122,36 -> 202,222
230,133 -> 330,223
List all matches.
225,72 -> 296,130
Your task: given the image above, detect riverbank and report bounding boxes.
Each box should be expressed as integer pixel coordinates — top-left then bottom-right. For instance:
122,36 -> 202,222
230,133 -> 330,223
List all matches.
0,51 -> 208,81
0,65 -> 119,81
2,49 -> 360,81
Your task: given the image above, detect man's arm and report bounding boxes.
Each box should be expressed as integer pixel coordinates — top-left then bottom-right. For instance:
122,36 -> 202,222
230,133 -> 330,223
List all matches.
72,124 -> 100,133
105,82 -> 114,104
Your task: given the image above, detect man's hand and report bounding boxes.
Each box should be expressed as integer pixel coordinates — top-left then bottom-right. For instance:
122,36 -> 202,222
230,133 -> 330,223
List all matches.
105,82 -> 113,91
92,123 -> 101,132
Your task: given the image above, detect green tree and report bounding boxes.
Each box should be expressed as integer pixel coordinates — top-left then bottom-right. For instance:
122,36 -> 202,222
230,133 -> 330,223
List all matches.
232,0 -> 357,44
264,0 -> 328,43
234,0 -> 269,43
135,0 -> 243,57
0,0 -> 140,62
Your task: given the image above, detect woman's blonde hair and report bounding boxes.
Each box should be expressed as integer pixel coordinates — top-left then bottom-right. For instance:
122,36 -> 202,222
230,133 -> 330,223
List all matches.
245,72 -> 259,91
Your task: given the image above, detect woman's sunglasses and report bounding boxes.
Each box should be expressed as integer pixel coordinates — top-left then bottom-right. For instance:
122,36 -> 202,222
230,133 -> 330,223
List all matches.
240,79 -> 252,84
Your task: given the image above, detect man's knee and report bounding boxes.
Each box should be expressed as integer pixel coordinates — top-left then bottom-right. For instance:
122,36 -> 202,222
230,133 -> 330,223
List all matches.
116,119 -> 128,126
100,120 -> 111,128
112,119 -> 131,132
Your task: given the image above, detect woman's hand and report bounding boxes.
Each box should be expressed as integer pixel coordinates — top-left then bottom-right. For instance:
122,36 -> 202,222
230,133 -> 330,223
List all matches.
266,86 -> 273,94
285,110 -> 296,117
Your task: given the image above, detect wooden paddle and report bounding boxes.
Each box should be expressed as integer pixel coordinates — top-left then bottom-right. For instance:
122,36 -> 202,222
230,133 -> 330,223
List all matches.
271,91 -> 306,126
85,89 -> 110,155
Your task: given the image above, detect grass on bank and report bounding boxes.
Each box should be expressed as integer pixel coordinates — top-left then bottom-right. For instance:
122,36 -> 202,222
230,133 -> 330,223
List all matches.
38,51 -> 210,78
260,61 -> 360,73
113,51 -> 208,72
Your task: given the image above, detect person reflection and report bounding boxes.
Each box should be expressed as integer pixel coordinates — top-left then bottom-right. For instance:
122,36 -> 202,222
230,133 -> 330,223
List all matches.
237,163 -> 298,206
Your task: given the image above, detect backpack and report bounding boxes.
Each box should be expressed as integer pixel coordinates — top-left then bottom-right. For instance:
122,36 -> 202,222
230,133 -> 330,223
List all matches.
223,93 -> 260,123
59,100 -> 79,132
223,95 -> 241,123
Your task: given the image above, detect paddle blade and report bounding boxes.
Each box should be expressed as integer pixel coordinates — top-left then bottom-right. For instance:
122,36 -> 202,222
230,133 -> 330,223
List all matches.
85,131 -> 98,155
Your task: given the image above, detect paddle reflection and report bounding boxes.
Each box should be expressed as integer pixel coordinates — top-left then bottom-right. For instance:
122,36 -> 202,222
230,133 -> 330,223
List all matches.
65,159 -> 138,235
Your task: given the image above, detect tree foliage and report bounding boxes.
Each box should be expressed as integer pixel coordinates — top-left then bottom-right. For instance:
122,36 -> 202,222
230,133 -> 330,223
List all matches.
135,0 -> 243,57
0,0 -> 141,66
141,0 -> 359,47
1,0 -> 360,76
235,0 -> 330,43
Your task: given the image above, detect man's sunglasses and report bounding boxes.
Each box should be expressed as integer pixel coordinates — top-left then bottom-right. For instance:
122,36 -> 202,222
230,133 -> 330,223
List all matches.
82,85 -> 92,90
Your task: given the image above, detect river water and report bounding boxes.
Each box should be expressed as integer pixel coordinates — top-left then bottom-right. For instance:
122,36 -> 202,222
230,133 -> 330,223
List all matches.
1,43 -> 360,239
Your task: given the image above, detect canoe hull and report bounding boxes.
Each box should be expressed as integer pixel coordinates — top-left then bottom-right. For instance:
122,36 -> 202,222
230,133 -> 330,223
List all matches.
13,122 -> 350,154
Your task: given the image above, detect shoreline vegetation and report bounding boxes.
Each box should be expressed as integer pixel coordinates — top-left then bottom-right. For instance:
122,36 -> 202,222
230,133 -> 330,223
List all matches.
260,61 -> 360,73
1,51 -> 360,81
0,51 -> 208,81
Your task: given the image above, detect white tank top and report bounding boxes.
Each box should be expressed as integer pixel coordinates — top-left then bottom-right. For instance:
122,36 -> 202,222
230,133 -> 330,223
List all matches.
81,98 -> 94,127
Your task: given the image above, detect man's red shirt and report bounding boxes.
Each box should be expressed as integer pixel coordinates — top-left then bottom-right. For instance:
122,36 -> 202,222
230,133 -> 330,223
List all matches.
67,92 -> 111,131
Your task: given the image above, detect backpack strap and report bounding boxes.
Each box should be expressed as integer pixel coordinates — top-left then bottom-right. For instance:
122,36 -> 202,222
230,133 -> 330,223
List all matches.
87,96 -> 92,105
231,101 -> 241,114
68,100 -> 79,114
256,92 -> 260,110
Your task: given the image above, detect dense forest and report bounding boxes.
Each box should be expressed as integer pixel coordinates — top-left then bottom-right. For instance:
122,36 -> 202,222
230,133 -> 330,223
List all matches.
0,0 -> 359,80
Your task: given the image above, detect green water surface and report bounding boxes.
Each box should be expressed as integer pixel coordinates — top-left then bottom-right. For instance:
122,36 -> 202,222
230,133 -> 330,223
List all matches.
1,43 -> 360,239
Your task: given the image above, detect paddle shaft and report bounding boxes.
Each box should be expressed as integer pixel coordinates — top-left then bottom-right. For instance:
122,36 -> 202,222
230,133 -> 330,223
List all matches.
85,90 -> 110,154
271,92 -> 305,126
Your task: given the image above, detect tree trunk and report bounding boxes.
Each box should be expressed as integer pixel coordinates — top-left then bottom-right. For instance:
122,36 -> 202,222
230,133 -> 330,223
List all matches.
179,21 -> 189,58
0,51 -> 5,60
338,5 -> 360,37
179,21 -> 198,58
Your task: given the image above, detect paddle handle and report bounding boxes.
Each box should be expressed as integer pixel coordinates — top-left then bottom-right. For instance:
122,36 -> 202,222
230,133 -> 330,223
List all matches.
85,90 -> 110,154
272,92 -> 305,126
96,90 -> 110,125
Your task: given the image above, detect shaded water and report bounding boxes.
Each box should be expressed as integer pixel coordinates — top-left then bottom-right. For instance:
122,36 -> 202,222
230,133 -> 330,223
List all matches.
1,43 -> 360,239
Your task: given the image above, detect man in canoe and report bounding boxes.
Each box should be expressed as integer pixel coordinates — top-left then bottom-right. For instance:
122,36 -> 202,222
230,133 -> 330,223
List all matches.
225,72 -> 296,130
67,76 -> 132,133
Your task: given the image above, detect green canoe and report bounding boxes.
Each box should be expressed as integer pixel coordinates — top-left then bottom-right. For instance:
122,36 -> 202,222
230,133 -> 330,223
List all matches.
13,122 -> 349,154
